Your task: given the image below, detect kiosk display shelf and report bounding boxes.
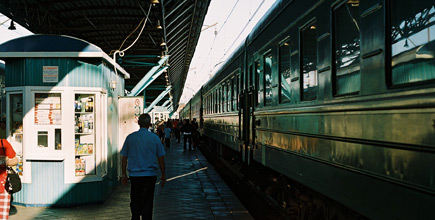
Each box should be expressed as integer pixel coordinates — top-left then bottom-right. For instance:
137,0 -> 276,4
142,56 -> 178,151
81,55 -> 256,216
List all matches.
74,94 -> 95,176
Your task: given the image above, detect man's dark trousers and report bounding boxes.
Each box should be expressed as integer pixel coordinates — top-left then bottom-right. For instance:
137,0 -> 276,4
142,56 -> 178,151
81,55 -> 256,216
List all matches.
165,138 -> 170,149
130,176 -> 157,220
184,134 -> 192,150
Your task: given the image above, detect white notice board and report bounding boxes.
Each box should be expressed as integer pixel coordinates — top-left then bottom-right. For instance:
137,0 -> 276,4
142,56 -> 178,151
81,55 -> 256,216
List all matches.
43,66 -> 59,83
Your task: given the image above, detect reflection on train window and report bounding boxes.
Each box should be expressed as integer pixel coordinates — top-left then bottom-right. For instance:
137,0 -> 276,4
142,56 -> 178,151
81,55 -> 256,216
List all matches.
279,41 -> 291,103
264,53 -> 273,106
391,1 -> 435,85
228,81 -> 232,111
301,22 -> 318,101
220,86 -> 223,113
216,89 -> 218,113
236,75 -> 240,110
223,84 -> 227,113
255,61 -> 261,106
334,1 -> 361,95
233,77 -> 237,111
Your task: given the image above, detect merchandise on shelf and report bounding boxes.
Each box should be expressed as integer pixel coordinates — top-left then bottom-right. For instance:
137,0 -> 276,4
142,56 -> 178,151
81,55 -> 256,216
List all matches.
75,158 -> 86,176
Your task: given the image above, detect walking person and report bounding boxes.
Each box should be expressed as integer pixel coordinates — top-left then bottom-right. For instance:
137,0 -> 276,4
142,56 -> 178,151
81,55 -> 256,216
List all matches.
191,118 -> 199,149
176,120 -> 182,143
157,122 -> 165,144
121,113 -> 166,220
180,119 -> 194,151
164,122 -> 172,149
0,139 -> 18,220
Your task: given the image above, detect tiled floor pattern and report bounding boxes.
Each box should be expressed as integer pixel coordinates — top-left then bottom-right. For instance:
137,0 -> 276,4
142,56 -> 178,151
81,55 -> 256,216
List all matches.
10,138 -> 253,220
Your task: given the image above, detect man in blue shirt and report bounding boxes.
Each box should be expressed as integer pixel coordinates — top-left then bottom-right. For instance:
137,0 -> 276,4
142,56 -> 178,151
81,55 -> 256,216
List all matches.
121,113 -> 166,220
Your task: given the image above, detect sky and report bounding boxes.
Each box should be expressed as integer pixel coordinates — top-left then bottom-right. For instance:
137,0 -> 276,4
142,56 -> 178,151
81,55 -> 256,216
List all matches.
0,1 -> 277,104
179,0 -> 277,103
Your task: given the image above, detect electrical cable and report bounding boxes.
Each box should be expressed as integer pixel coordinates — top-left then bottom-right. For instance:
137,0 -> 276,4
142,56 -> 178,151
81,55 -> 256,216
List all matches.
111,3 -> 152,80
195,0 -> 241,77
109,17 -> 146,55
216,0 -> 266,67
216,0 -> 240,35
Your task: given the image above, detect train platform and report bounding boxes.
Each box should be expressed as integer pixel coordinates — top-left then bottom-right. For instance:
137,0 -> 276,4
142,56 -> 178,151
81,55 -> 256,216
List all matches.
9,138 -> 253,220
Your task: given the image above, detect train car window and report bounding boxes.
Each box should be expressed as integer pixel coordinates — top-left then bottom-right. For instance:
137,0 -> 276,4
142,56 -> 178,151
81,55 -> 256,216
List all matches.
334,1 -> 361,95
215,89 -> 218,113
248,65 -> 253,90
234,75 -> 240,110
264,52 -> 273,106
217,87 -> 221,113
226,83 -> 229,112
220,86 -> 223,113
301,22 -> 319,101
229,80 -> 234,111
255,61 -> 261,106
223,84 -> 227,112
390,0 -> 435,85
227,82 -> 230,112
279,41 -> 292,103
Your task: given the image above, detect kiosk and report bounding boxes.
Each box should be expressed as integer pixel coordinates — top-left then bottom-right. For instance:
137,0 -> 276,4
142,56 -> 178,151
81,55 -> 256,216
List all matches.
0,35 -> 129,206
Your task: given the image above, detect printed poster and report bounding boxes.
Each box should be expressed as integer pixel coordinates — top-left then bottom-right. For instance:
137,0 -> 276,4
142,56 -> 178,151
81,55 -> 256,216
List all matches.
43,66 -> 59,83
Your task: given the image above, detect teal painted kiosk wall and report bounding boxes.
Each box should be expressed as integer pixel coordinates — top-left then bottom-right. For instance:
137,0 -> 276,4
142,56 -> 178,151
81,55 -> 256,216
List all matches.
0,35 -> 129,206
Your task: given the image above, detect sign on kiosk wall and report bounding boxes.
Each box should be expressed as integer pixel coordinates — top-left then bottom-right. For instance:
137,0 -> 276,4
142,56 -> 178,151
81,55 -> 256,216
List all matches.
42,66 -> 59,83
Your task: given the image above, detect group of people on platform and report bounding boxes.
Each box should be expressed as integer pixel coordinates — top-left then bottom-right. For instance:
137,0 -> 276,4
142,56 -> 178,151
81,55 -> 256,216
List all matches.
120,114 -> 202,219
155,118 -> 200,151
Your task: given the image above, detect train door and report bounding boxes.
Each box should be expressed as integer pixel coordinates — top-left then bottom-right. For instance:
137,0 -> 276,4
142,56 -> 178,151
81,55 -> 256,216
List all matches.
248,61 -> 259,165
245,64 -> 254,165
241,68 -> 248,164
238,72 -> 244,161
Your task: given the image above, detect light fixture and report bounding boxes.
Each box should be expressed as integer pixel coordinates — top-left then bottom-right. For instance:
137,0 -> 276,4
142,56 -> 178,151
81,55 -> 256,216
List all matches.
156,20 -> 162,30
160,38 -> 166,47
310,25 -> 316,30
109,80 -> 117,90
8,20 -> 16,30
150,0 -> 159,4
404,39 -> 409,48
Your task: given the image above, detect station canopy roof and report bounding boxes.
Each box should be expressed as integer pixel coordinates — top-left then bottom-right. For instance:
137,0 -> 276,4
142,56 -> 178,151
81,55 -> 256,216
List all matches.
0,0 -> 211,111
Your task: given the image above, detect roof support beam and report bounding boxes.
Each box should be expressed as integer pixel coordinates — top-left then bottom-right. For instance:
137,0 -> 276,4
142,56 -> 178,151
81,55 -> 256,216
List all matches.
120,60 -> 156,66
128,55 -> 170,97
162,97 -> 172,108
144,86 -> 172,113
167,105 -> 174,113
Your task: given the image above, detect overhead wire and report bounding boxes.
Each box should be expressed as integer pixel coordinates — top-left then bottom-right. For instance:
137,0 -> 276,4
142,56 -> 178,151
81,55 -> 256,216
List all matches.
110,3 -> 152,85
215,0 -> 266,68
195,0 -> 241,77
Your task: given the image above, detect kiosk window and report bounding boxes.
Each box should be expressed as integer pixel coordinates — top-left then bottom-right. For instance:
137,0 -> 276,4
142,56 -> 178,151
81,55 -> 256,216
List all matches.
9,94 -> 23,145
34,93 -> 61,125
37,131 -> 48,148
55,129 -> 62,150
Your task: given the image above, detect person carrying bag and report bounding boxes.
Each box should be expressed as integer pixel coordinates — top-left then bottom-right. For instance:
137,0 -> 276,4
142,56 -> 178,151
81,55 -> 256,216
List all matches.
0,139 -> 18,220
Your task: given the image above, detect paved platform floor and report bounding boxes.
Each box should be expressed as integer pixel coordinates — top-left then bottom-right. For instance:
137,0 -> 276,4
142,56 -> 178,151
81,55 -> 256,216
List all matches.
9,138 -> 253,220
